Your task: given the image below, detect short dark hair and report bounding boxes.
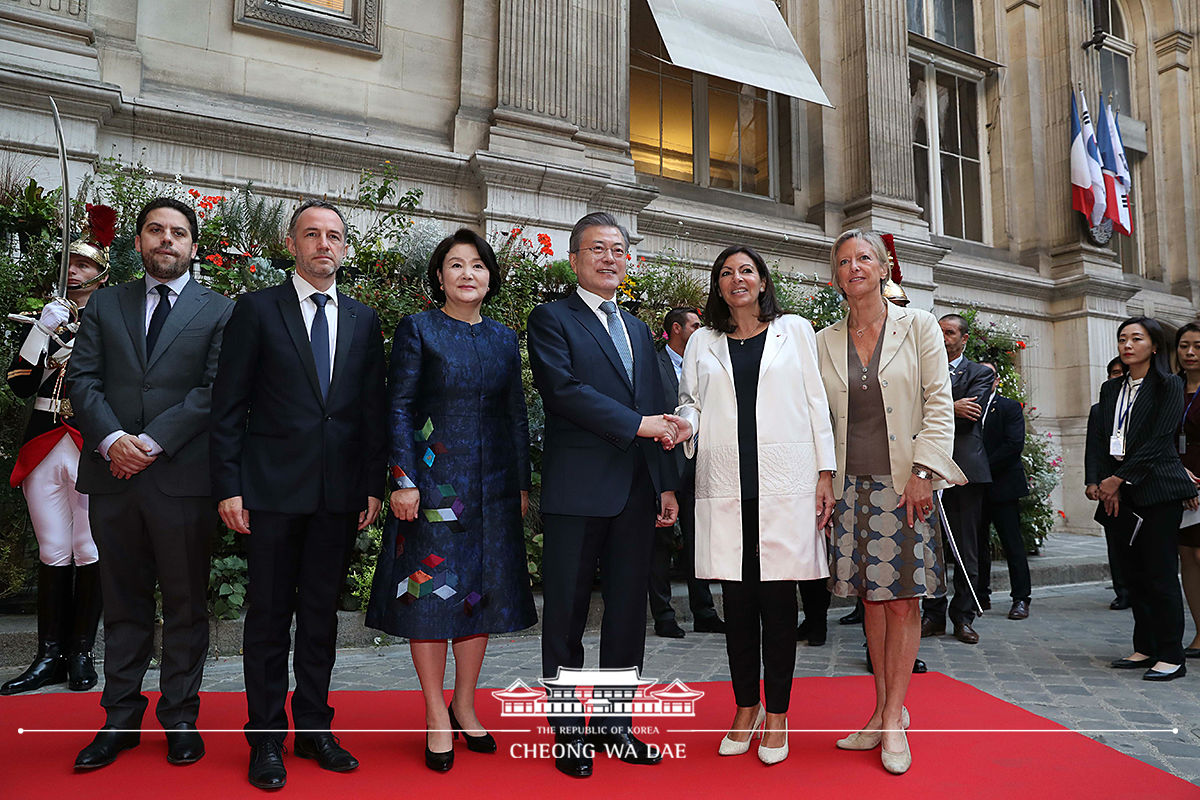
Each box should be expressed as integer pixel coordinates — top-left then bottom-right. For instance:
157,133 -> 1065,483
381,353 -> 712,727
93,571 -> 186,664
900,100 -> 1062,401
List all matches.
1107,356 -> 1126,377
1117,316 -> 1172,381
1174,321 -> 1200,375
288,199 -> 348,238
703,245 -> 785,334
940,313 -> 969,336
569,212 -> 630,254
427,228 -> 502,304
662,306 -> 698,336
136,198 -> 199,242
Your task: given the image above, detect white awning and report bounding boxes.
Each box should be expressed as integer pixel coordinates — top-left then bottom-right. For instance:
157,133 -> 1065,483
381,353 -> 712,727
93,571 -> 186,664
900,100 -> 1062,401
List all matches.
643,0 -> 832,108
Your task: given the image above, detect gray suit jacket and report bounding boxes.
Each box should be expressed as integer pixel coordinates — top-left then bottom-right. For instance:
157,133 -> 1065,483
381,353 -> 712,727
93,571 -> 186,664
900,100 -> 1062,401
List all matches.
656,345 -> 693,490
949,356 -> 993,485
68,277 -> 234,497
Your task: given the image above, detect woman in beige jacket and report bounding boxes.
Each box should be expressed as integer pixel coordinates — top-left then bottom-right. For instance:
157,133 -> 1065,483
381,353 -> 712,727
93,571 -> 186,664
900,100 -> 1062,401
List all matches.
675,245 -> 836,766
816,229 -> 965,775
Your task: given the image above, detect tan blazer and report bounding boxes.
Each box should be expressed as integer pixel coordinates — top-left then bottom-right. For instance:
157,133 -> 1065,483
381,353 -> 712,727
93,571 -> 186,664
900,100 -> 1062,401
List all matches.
676,315 -> 836,581
815,304 -> 965,500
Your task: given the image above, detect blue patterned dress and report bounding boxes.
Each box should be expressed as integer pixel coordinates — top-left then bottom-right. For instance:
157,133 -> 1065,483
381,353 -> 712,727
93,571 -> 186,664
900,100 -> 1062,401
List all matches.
366,309 -> 537,638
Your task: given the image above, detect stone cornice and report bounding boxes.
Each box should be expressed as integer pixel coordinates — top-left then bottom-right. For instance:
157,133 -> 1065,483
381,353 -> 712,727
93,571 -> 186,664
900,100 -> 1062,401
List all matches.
1155,30 -> 1193,74
934,260 -> 1054,300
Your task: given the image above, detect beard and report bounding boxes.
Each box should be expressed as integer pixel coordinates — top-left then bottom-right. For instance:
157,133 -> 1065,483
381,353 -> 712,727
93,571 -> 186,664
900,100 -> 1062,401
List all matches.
143,249 -> 192,281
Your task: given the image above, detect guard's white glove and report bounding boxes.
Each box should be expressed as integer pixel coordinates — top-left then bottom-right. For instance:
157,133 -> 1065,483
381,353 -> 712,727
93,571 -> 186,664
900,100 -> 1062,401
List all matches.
38,300 -> 71,331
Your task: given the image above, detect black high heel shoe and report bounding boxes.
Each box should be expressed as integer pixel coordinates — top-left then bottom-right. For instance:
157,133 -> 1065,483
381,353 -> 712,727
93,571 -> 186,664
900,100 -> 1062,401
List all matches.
425,732 -> 454,772
448,705 -> 497,753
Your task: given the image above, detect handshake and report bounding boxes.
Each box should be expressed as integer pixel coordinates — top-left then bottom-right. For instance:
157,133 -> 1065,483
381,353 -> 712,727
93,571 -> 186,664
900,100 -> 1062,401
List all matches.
638,413 -> 693,451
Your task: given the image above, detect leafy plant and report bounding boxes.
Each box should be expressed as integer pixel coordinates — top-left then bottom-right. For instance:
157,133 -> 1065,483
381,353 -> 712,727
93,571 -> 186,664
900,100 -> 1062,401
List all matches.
208,531 -> 248,620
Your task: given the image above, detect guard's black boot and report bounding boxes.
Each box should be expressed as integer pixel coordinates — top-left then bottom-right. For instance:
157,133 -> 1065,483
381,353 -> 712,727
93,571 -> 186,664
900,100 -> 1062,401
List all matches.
68,563 -> 103,691
1,564 -> 72,695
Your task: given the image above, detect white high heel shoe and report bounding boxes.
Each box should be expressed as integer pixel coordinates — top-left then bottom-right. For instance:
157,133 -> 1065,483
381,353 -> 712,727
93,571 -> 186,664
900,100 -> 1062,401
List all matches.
757,717 -> 789,765
718,706 -> 765,756
835,706 -> 910,750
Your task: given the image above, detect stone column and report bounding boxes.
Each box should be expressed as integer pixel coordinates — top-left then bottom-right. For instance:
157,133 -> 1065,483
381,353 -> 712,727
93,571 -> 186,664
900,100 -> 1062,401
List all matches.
1150,30 -> 1197,299
838,0 -> 926,236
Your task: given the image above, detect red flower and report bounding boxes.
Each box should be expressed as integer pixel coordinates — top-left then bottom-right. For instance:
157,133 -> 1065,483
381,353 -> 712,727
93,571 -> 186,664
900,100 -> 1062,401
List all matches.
205,254 -> 224,267
1017,341 -> 1027,349
188,188 -> 200,198
248,265 -> 256,273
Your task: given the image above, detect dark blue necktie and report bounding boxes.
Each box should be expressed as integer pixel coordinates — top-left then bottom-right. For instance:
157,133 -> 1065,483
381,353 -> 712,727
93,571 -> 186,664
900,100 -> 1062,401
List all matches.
310,293 -> 330,400
145,284 -> 172,355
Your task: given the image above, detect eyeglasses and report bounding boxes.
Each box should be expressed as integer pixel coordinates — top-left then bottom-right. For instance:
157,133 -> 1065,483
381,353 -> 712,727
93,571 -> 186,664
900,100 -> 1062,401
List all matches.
578,244 -> 627,259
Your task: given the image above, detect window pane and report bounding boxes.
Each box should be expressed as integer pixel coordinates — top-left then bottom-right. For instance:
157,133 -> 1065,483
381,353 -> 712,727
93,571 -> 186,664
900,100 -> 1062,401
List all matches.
1114,53 -> 1131,114
740,90 -> 769,196
630,68 -> 661,177
910,63 -> 928,146
775,94 -> 795,204
933,0 -> 951,45
913,144 -> 930,222
708,88 -> 739,190
954,0 -> 975,52
957,78 -> 978,158
961,159 -> 982,241
907,0 -> 924,35
661,77 -> 694,182
937,71 -> 959,154
941,154 -> 963,238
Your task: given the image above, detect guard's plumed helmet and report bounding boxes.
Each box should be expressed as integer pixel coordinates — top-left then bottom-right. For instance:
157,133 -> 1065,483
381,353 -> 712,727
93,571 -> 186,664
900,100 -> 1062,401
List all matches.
65,203 -> 117,289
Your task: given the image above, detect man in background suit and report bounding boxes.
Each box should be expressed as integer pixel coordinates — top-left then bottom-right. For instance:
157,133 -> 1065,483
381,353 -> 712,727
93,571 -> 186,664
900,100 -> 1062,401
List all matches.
922,313 -> 992,644
211,200 -> 385,790
649,307 -> 723,638
528,212 -> 681,779
69,198 -> 234,769
977,361 -> 1032,620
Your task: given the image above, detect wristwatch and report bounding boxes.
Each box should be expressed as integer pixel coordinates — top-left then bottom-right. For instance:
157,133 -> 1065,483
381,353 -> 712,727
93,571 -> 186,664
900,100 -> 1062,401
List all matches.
910,465 -> 935,481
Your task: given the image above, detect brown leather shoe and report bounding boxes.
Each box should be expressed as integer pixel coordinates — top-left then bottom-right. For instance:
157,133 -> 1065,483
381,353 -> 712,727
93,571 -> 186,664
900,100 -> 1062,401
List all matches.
920,617 -> 945,638
1008,600 -> 1030,620
952,621 -> 979,644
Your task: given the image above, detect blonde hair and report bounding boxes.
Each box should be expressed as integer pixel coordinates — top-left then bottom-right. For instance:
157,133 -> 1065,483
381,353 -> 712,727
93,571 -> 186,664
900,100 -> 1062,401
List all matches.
829,229 -> 889,298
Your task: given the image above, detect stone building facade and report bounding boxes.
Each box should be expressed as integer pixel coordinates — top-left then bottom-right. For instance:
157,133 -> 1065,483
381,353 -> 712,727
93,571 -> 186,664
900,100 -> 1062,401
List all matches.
1,0 -> 1197,531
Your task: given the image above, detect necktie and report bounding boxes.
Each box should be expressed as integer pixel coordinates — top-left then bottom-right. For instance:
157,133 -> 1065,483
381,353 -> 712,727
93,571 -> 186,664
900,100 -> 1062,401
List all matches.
145,284 -> 172,355
599,300 -> 633,383
310,293 -> 330,400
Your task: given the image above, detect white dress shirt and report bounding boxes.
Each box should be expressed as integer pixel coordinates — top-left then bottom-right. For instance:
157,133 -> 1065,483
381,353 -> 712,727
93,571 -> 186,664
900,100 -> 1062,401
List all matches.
292,272 -> 339,383
666,341 -> 684,381
576,286 -> 632,366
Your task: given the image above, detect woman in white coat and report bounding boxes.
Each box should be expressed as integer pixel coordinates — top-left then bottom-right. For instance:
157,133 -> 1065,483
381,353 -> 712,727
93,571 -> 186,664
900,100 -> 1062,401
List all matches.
816,229 -> 965,774
675,245 -> 836,766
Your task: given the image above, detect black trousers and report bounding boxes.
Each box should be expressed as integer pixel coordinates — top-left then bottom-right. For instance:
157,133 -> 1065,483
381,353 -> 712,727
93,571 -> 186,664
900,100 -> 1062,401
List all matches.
90,485 -> 214,729
243,510 -> 358,745
1103,512 -> 1132,600
648,487 -> 718,625
925,483 -> 986,625
981,499 -> 1032,602
722,499 -> 797,714
797,579 -> 831,629
540,462 -> 656,735
1123,501 -> 1185,664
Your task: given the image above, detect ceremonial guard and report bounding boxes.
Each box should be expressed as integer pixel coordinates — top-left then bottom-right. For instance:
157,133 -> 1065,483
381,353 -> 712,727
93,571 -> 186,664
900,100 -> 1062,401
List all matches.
1,204 -> 115,694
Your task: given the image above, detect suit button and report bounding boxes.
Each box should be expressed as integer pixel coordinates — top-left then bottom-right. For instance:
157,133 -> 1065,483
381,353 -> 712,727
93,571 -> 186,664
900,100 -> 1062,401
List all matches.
881,380 -> 888,387
142,384 -> 150,391
889,434 -> 896,441
886,407 -> 893,413
325,415 -> 333,421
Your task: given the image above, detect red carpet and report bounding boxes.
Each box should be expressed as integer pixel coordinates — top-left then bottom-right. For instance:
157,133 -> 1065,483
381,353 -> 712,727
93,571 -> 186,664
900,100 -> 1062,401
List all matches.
1,675 -> 1193,798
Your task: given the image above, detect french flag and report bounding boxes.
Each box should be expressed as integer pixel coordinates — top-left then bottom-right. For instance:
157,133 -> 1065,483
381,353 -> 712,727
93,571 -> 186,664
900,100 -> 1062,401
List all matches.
1097,96 -> 1134,236
1070,91 -> 1107,227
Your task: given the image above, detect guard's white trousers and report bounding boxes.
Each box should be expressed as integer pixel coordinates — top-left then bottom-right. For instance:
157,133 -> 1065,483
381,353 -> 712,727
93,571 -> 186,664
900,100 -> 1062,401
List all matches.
20,434 -> 96,566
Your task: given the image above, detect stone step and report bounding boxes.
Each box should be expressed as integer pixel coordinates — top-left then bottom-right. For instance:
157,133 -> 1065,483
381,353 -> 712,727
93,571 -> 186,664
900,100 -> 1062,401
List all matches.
0,533 -> 1115,668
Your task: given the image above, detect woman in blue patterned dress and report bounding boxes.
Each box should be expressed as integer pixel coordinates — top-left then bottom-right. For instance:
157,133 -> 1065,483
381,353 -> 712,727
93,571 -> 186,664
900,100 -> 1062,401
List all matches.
366,229 -> 536,771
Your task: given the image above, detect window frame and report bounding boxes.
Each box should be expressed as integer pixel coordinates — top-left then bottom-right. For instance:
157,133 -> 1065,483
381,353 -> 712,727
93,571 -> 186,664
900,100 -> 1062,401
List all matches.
233,0 -> 382,56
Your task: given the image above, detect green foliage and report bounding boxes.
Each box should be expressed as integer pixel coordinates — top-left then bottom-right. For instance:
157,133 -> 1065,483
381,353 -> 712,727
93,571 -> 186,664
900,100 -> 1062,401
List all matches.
342,524 -> 383,612
209,535 -> 249,621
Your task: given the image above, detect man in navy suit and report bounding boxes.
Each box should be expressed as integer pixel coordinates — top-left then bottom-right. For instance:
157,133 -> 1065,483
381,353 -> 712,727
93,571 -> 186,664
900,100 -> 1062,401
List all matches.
528,212 -> 681,778
211,200 -> 385,790
977,361 -> 1032,620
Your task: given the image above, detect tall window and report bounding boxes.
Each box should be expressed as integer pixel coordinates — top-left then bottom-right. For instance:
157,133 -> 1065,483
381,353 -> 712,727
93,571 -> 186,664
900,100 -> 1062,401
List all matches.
1097,0 -> 1141,275
629,0 -> 793,202
907,0 -> 976,53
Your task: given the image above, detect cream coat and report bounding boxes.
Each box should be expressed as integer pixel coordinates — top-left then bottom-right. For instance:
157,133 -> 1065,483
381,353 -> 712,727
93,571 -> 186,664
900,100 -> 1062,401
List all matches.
815,304 -> 966,500
676,315 -> 836,582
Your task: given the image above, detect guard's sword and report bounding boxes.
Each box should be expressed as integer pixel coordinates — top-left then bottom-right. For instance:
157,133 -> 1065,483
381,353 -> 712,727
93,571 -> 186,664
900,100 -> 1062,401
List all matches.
48,96 -> 71,300
934,489 -> 985,616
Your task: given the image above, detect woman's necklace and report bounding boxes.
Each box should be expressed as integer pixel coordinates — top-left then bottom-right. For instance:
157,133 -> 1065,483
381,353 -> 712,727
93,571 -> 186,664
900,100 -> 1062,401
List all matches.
731,319 -> 767,345
850,302 -> 887,338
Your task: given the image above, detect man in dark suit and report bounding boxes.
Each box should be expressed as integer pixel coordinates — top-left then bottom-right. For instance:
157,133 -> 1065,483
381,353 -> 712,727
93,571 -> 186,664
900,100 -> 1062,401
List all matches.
1089,357 -> 1133,609
528,212 -> 680,778
922,313 -> 992,644
649,307 -> 723,638
68,198 -> 234,769
977,361 -> 1032,620
210,200 -> 385,790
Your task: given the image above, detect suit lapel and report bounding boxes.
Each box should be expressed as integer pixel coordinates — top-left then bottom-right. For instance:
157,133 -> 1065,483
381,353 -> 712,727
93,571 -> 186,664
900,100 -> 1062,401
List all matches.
146,280 -> 207,371
328,292 -> 357,401
567,293 -> 632,391
826,318 -> 848,387
877,305 -> 913,375
758,319 -> 786,377
119,280 -> 148,370
708,333 -> 734,387
277,285 -> 325,405
658,347 -> 680,395
1126,376 -> 1156,442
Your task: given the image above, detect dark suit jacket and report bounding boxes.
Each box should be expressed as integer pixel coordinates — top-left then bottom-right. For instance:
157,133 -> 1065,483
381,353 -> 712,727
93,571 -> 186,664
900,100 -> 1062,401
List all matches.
981,392 -> 1028,502
656,345 -> 694,491
949,356 -> 993,484
528,292 -> 675,517
209,280 -> 386,515
68,277 -> 234,497
1086,372 -> 1196,508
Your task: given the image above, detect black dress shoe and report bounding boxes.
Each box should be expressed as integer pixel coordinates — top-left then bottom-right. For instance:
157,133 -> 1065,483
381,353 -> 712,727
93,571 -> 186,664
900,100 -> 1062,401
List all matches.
1008,599 -> 1030,620
796,621 -> 826,646
838,604 -> 864,625
295,733 -> 358,771
913,658 -> 928,674
448,705 -> 496,753
248,740 -> 287,790
425,733 -> 454,772
1184,647 -> 1200,659
166,722 -> 205,765
920,617 -> 945,638
67,652 -> 98,691
587,729 -> 662,765
1110,656 -> 1152,669
693,615 -> 726,633
1143,663 -> 1187,682
654,620 -> 685,639
553,734 -> 592,778
1110,596 -> 1131,610
75,727 -> 139,770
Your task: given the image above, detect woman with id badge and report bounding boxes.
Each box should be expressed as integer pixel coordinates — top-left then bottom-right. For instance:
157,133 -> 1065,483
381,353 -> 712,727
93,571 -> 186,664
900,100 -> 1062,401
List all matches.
1086,317 -> 1197,682
1173,322 -> 1200,658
